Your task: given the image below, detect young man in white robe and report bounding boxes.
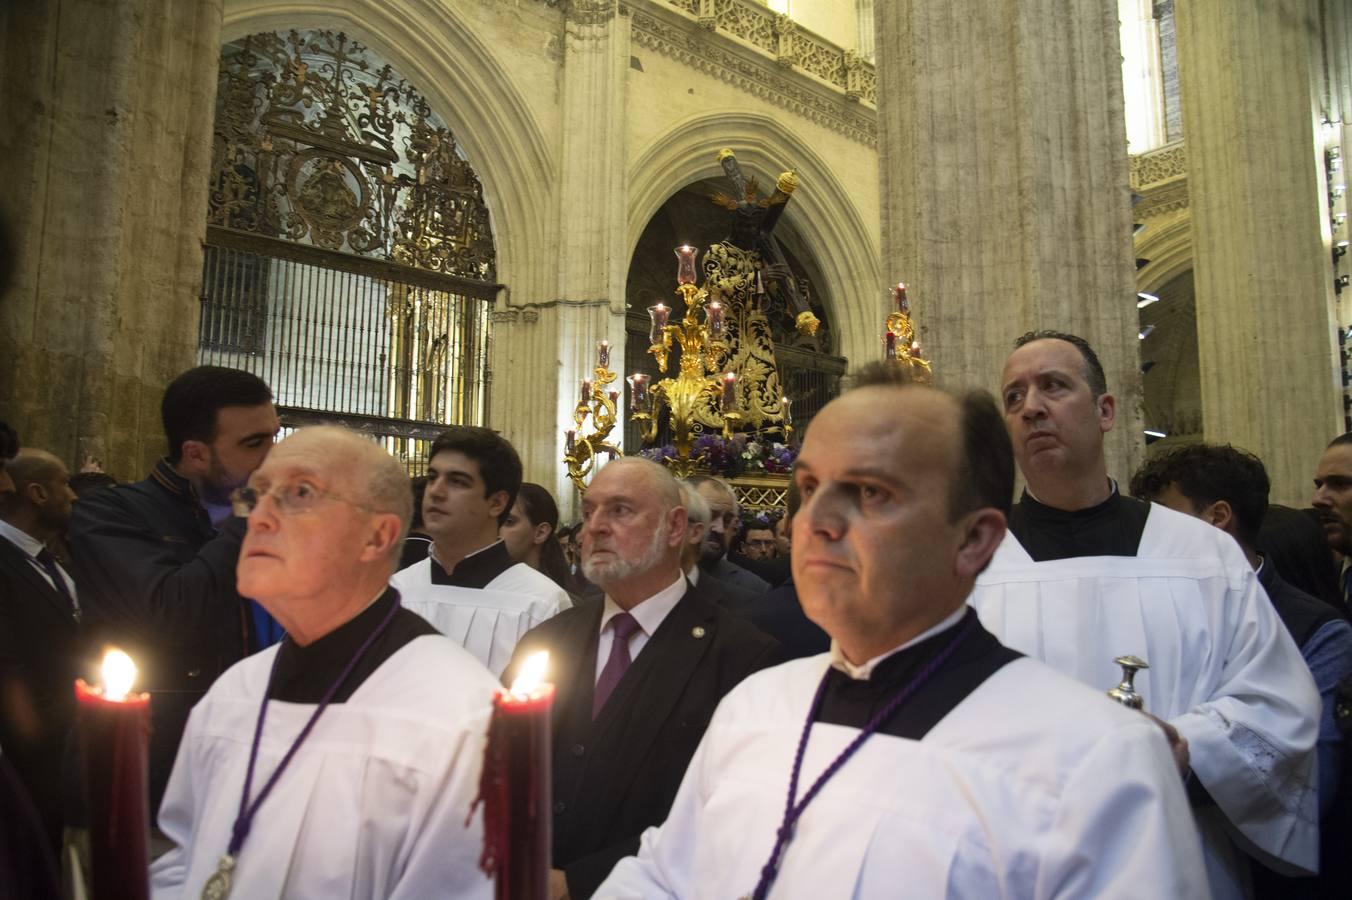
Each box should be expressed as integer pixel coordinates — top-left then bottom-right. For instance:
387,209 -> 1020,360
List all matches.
151,426 -> 497,899
392,426 -> 568,676
972,330 -> 1320,897
600,377 -> 1208,899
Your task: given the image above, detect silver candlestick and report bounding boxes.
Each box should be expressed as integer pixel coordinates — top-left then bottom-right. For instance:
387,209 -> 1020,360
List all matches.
1106,655 -> 1149,710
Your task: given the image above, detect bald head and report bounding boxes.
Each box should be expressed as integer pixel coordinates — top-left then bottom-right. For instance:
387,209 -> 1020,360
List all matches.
596,457 -> 683,512
268,426 -> 412,550
0,448 -> 75,538
580,456 -> 687,605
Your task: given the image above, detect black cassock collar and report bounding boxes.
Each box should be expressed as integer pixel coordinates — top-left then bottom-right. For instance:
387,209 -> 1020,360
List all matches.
816,609 -> 1020,741
267,588 -> 437,704
1008,483 -> 1151,562
429,539 -> 517,589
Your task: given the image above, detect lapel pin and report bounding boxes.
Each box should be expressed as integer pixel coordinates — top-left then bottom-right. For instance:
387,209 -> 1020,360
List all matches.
691,626 -> 706,639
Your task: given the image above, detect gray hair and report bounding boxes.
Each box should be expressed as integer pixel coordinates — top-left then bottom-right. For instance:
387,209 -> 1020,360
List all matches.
680,482 -> 711,526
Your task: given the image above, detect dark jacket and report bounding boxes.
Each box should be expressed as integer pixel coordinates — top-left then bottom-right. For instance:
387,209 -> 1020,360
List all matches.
700,555 -> 769,594
742,576 -> 830,661
66,459 -> 251,812
0,535 -> 83,847
695,569 -> 760,615
504,579 -> 781,898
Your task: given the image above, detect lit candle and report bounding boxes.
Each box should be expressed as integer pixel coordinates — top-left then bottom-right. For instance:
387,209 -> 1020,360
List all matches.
674,245 -> 699,285
893,282 -> 910,315
477,652 -> 554,900
75,648 -> 151,900
884,332 -> 898,360
596,340 -> 611,369
721,372 -> 737,411
706,302 -> 725,340
627,374 -> 650,407
580,379 -> 593,406
648,304 -> 669,343
910,340 -> 923,358
565,430 -> 576,455
781,395 -> 792,425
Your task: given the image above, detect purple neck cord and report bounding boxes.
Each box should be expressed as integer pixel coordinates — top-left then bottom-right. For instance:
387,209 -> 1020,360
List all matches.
227,598 -> 401,856
750,615 -> 976,900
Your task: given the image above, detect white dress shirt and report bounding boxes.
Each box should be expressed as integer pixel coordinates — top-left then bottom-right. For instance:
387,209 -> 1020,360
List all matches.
595,574 -> 687,683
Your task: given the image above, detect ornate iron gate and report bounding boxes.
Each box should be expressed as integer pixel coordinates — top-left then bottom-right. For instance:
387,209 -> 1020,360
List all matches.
197,29 -> 497,473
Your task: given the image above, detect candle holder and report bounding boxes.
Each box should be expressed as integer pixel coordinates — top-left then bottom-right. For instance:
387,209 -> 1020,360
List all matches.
563,344 -> 623,494
884,282 -> 934,385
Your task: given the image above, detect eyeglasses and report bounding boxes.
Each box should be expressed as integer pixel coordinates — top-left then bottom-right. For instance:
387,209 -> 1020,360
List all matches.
231,481 -> 370,518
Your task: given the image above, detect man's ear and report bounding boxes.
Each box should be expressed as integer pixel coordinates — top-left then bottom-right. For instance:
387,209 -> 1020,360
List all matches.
954,509 -> 1008,579
687,520 -> 708,546
487,489 -> 510,521
361,513 -> 403,563
667,505 -> 688,548
1097,392 -> 1117,434
1204,499 -> 1235,533
179,439 -> 211,475
24,481 -> 48,507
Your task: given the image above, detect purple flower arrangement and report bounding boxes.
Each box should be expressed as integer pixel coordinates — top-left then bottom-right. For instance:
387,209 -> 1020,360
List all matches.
638,435 -> 798,477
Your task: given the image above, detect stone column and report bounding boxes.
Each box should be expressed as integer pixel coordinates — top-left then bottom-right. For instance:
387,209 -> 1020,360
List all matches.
0,0 -> 223,480
486,0 -> 630,515
874,0 -> 1143,482
1176,0 -> 1340,505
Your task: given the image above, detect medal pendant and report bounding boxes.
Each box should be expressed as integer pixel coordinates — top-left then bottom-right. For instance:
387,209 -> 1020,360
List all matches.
201,854 -> 236,900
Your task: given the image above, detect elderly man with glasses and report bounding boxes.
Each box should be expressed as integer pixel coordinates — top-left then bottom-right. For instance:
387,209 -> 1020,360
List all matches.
151,426 -> 496,899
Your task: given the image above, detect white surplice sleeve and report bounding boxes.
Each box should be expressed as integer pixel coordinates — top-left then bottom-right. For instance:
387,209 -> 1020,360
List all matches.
1169,557 -> 1320,873
387,708 -> 494,900
1036,718 -> 1210,899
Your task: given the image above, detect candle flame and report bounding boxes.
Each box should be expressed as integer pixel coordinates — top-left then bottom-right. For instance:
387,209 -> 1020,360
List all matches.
101,648 -> 137,701
509,651 -> 550,699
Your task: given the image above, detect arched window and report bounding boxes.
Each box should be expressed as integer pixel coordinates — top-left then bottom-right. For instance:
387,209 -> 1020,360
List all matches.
198,29 -> 497,470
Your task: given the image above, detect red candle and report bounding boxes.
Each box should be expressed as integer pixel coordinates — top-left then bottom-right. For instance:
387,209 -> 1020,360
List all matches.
565,430 -> 576,455
75,648 -> 150,900
607,389 -> 620,405
580,379 -> 593,406
648,305 -> 669,343
910,340 -> 923,358
884,332 -> 898,360
721,372 -> 737,411
627,374 -> 650,407
596,340 -> 611,369
706,302 -> 725,340
893,282 -> 910,315
674,245 -> 699,285
477,652 -> 554,900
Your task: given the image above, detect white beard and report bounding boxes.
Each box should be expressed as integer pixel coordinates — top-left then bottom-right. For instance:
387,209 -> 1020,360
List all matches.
583,519 -> 670,586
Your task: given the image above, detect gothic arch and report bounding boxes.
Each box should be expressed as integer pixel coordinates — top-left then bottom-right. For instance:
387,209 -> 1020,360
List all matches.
1136,212 -> 1192,295
627,111 -> 881,366
223,0 -> 558,304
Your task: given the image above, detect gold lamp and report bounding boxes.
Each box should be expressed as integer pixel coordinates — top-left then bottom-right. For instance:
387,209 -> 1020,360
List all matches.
885,283 -> 933,384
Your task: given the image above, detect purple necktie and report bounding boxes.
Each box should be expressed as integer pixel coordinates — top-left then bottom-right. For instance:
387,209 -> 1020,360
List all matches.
593,612 -> 642,719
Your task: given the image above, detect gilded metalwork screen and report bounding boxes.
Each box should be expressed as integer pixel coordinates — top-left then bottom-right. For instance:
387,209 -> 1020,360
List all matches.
197,29 -> 497,471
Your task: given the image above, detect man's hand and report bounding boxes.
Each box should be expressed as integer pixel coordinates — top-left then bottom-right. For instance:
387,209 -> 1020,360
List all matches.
1144,713 -> 1190,776
549,868 -> 569,900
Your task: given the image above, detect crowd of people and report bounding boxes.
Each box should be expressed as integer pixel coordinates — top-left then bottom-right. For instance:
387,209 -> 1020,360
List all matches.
1,328 -> 1350,897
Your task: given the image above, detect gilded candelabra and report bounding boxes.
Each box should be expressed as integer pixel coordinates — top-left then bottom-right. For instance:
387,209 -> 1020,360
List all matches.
563,341 -> 623,493
628,246 -> 746,479
885,283 -> 933,384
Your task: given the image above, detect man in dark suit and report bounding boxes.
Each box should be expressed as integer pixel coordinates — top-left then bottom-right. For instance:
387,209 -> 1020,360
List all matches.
677,482 -> 759,614
0,449 -> 83,851
506,458 -> 779,899
740,483 -> 829,659
687,475 -> 770,593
